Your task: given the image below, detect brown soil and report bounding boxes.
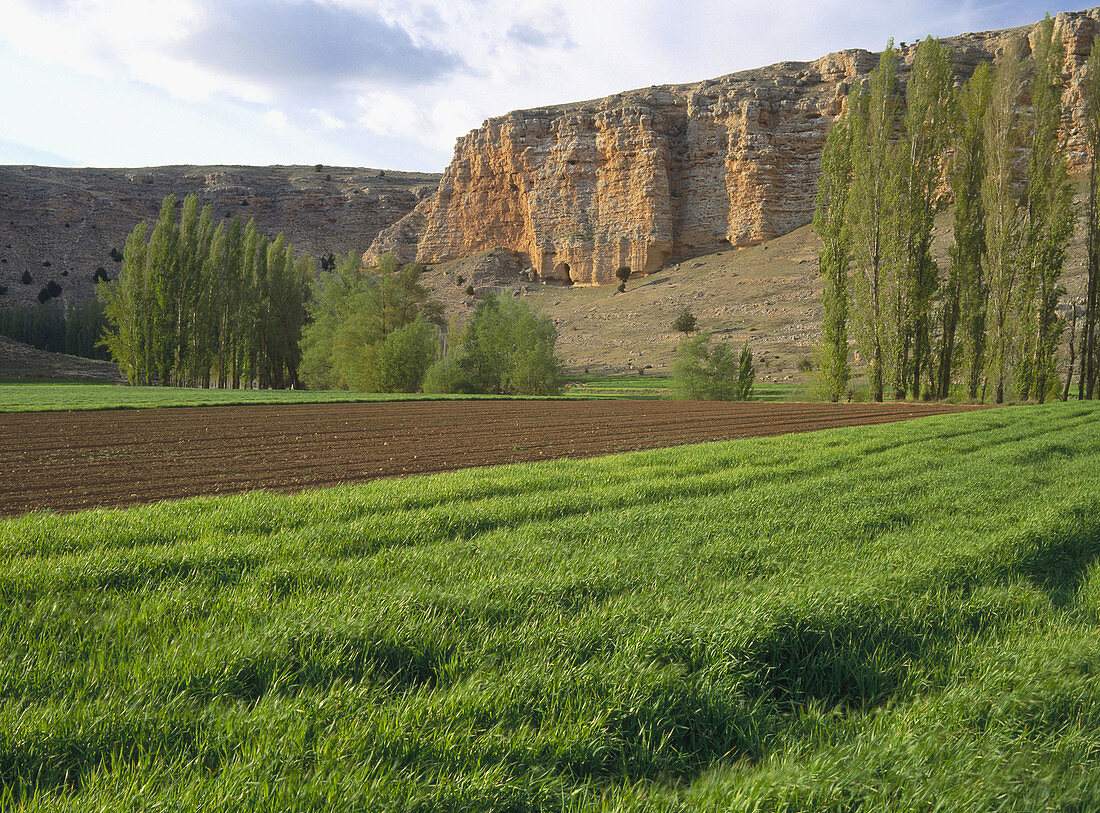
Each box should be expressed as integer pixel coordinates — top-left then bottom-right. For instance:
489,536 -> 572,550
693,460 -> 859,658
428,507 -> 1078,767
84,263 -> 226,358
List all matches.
0,400 -> 978,516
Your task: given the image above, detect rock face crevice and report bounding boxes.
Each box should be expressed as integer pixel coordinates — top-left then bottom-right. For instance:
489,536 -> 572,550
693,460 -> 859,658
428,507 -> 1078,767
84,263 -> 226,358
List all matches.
368,9 -> 1100,285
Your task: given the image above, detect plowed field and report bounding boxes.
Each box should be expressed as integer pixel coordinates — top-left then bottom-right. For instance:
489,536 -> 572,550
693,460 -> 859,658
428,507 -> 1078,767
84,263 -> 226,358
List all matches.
0,400 -> 977,516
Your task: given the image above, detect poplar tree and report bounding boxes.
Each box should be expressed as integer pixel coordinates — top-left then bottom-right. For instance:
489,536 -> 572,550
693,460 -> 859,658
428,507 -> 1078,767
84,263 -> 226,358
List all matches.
982,39 -> 1026,404
812,107 -> 853,401
145,196 -> 179,384
899,37 -> 954,399
1018,15 -> 1073,402
848,44 -> 902,402
98,223 -> 148,384
944,62 -> 992,400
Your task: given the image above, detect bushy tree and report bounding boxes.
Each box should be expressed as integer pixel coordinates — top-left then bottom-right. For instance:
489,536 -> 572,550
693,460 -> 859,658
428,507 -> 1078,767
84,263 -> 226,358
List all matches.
671,333 -> 753,400
300,252 -> 444,392
615,266 -> 631,292
672,308 -> 697,335
347,317 -> 438,392
425,295 -> 563,395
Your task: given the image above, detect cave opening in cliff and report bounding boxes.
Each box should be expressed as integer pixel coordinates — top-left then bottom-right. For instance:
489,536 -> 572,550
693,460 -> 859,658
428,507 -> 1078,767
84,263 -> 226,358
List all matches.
553,262 -> 574,286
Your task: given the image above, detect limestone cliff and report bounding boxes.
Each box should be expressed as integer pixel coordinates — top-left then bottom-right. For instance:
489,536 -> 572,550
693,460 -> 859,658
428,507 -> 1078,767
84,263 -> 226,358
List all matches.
368,9 -> 1100,286
0,165 -> 438,308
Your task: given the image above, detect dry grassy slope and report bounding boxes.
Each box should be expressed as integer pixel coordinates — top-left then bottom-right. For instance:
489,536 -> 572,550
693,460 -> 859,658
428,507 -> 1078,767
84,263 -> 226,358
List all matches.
420,185 -> 1091,385
0,336 -> 123,382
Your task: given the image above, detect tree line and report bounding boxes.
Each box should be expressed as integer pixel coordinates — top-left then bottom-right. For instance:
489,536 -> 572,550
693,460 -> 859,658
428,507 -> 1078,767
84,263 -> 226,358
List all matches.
99,208 -> 566,395
813,17 -> 1100,403
98,195 -> 311,388
0,299 -> 109,360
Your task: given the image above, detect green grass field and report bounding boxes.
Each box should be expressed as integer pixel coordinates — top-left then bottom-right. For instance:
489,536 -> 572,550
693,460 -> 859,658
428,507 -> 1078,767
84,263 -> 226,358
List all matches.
1,403 -> 1099,810
0,379 -> 808,412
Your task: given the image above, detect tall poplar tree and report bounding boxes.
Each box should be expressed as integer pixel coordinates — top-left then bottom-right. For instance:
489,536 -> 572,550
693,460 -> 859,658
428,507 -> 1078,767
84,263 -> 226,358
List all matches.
145,195 -> 179,384
899,37 -> 954,399
848,44 -> 902,402
983,39 -> 1026,404
1018,15 -> 1073,402
98,224 -> 148,384
812,107 -> 853,401
944,62 -> 993,400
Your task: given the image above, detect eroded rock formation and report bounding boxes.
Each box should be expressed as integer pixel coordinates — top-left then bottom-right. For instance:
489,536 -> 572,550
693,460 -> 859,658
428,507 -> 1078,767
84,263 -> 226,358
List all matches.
368,9 -> 1100,285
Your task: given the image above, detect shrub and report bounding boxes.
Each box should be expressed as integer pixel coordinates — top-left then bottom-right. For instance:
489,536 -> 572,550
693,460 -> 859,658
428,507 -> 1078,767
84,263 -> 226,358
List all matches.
617,282 -> 626,293
615,266 -> 631,290
672,333 -> 753,401
464,284 -> 475,297
672,308 -> 697,334
20,271 -> 32,285
109,247 -> 123,262
422,357 -> 472,394
94,268 -> 110,284
432,295 -> 563,395
345,317 -> 438,393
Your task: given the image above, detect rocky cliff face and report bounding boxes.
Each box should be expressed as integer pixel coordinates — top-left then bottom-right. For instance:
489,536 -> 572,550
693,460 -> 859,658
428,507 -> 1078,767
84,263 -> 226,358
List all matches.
0,165 -> 438,308
368,9 -> 1100,286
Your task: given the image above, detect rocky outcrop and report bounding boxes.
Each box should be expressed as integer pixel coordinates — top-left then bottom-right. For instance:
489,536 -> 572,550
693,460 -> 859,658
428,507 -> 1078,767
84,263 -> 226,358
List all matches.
0,165 -> 438,308
368,8 -> 1100,286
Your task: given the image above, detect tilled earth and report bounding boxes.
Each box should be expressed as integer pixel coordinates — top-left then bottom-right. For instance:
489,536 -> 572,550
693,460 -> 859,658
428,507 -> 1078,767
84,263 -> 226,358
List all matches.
0,400 -> 978,516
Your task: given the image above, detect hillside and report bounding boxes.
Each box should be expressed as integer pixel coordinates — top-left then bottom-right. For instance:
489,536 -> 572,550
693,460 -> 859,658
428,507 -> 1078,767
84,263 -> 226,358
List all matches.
422,195 -> 1091,383
0,335 -> 123,382
0,164 -> 439,310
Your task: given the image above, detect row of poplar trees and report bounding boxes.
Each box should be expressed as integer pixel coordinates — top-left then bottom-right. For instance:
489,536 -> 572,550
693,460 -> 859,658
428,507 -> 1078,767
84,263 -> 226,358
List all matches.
814,16 -> 1100,403
98,194 -> 311,388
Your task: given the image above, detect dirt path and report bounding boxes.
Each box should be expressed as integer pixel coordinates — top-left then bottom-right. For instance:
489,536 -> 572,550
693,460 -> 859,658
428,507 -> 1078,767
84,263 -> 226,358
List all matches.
0,400 -> 977,516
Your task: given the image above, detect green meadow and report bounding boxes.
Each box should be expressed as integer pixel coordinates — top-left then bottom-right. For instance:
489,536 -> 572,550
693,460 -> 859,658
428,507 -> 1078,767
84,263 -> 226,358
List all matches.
0,383 -> 503,413
1,403 -> 1099,810
0,378 -> 808,412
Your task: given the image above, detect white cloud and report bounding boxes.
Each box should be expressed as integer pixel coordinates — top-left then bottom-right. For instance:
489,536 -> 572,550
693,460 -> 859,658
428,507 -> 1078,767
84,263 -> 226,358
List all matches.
313,109 -> 348,131
264,109 -> 290,130
0,0 -> 1070,170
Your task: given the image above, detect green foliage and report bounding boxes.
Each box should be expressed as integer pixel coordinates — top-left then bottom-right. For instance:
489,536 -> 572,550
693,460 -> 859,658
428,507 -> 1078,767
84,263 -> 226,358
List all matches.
1017,16 -> 1074,403
345,317 -> 438,393
0,299 -> 109,360
671,333 -> 753,400
97,194 -> 311,388
737,341 -> 755,400
672,308 -> 697,334
897,37 -> 954,400
0,406 -> 1098,808
301,253 -> 443,392
847,42 -> 902,402
948,61 -> 993,401
432,295 -> 563,395
812,106 -> 853,402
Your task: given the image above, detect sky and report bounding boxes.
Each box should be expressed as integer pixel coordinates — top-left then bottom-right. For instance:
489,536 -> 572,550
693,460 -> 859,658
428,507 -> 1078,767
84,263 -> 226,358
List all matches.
0,0 -> 1077,172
